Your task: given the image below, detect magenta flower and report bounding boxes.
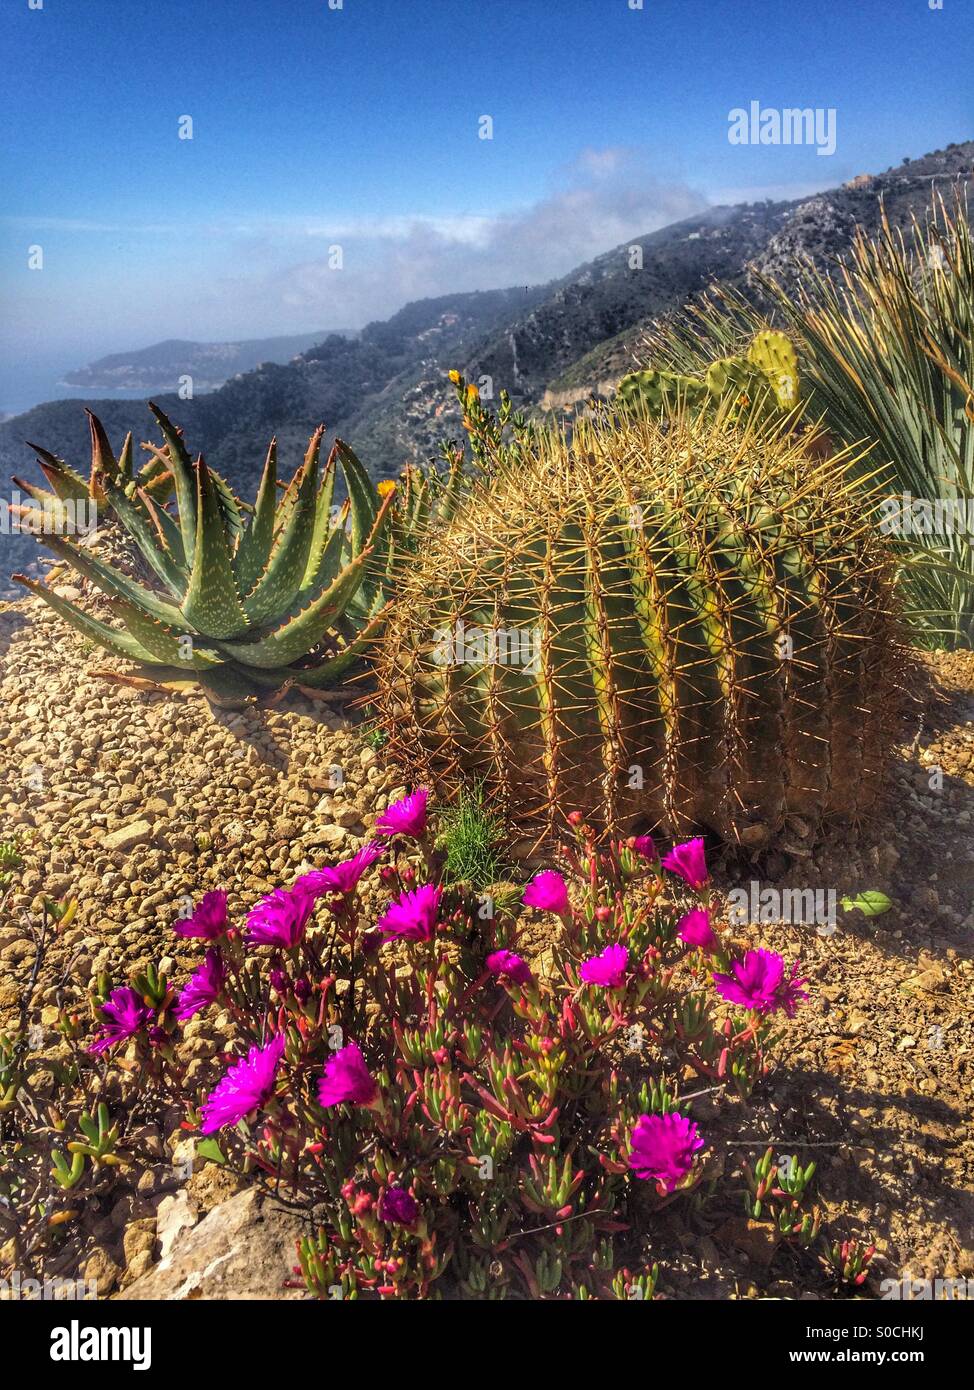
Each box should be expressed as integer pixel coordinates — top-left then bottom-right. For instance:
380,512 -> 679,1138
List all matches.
376,883 -> 442,941
379,1186 -> 418,1226
375,788 -> 430,839
486,949 -> 533,986
661,837 -> 709,891
629,834 -> 658,862
629,1112 -> 704,1191
677,908 -> 719,953
713,949 -> 808,1017
522,870 -> 571,916
579,942 -> 629,988
318,1042 -> 378,1108
200,1034 -> 285,1134
88,986 -> 151,1054
293,841 -> 384,898
174,949 -> 226,1022
172,890 -> 228,940
246,887 -> 314,949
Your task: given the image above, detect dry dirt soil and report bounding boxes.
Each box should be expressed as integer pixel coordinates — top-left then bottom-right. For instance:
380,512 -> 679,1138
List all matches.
0,589 -> 971,1299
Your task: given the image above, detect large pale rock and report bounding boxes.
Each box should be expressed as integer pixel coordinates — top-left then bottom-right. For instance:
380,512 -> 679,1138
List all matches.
115,1188 -> 308,1301
155,1190 -> 198,1260
103,820 -> 154,853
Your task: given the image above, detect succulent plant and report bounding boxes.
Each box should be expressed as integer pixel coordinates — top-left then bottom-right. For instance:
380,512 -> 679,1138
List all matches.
374,406 -> 902,850
13,408 -> 173,533
618,329 -> 799,422
14,405 -> 395,700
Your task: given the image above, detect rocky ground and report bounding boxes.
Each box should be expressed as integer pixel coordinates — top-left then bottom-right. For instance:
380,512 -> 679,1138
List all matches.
0,586 -> 971,1300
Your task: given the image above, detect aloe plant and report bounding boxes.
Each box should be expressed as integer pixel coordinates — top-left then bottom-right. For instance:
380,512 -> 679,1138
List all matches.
13,408 -> 173,534
14,405 -> 396,699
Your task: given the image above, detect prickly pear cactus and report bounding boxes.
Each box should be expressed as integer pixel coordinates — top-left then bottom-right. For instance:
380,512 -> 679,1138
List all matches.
748,330 -> 799,409
375,409 -> 902,851
617,369 -> 710,414
619,329 -> 800,423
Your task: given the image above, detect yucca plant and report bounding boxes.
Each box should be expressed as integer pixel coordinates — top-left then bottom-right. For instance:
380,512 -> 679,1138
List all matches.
634,196 -> 974,648
769,196 -> 974,648
375,405 -> 903,851
14,405 -> 396,700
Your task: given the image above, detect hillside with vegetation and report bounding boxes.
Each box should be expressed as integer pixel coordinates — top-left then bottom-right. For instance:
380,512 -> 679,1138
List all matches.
1,139 -> 971,597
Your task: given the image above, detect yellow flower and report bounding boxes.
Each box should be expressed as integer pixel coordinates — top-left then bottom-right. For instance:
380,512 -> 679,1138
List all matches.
466,383 -> 480,401
448,369 -> 461,384
377,479 -> 397,498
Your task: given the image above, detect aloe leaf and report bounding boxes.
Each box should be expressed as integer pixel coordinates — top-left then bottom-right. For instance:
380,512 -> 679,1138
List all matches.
234,438 -> 279,594
100,476 -> 186,595
24,445 -> 89,503
286,601 -> 390,686
10,476 -> 80,535
86,410 -> 118,486
12,575 -> 161,664
148,402 -> 198,558
217,543 -> 374,668
210,466 -> 247,548
117,432 -> 135,483
301,446 -> 338,587
181,458 -> 249,639
136,452 -> 175,501
139,489 -> 187,571
300,502 -> 346,595
242,428 -> 323,625
30,532 -> 187,627
334,439 -> 377,557
112,602 -> 223,669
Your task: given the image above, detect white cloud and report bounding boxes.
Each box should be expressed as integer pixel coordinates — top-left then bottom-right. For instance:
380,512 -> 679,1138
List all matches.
1,148 -> 711,354
178,147 -> 709,336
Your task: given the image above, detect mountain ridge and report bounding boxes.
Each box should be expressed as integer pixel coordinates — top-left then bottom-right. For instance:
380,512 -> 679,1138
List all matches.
61,330 -> 356,394
2,138 -> 972,592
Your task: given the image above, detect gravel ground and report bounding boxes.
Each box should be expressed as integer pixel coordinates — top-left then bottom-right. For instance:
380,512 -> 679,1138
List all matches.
0,587 -> 971,1299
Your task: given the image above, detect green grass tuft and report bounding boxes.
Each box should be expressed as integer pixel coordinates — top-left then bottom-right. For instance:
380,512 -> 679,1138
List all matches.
437,784 -> 508,890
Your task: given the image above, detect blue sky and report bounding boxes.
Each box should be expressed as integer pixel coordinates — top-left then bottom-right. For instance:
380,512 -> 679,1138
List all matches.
1,0 -> 972,407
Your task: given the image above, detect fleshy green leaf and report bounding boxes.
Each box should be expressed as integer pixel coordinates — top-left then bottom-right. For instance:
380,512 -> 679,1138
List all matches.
242,428 -> 323,625
31,532 -> 187,627
234,438 -> 278,594
12,575 -> 161,664
181,458 -> 249,639
100,476 -> 186,595
149,402 -> 198,558
840,891 -> 893,918
218,541 -> 374,668
24,446 -> 89,503
334,438 -> 377,557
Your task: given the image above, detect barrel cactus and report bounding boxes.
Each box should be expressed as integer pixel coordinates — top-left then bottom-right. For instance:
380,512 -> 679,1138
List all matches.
14,406 -> 395,701
375,407 -> 902,851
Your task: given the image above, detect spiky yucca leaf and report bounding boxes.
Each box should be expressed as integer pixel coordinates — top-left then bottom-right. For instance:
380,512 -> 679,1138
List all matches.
632,196 -> 974,648
375,405 -> 903,851
768,198 -> 974,648
15,409 -> 397,697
